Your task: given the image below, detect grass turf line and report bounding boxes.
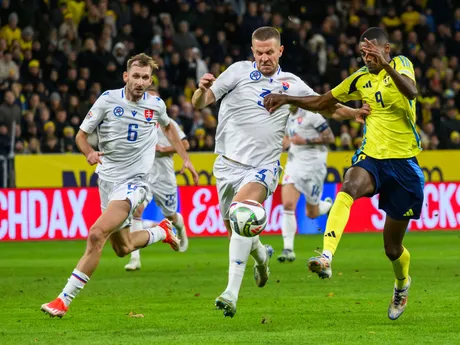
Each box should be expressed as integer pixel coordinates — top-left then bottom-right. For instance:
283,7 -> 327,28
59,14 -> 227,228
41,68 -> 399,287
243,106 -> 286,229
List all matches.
0,231 -> 459,345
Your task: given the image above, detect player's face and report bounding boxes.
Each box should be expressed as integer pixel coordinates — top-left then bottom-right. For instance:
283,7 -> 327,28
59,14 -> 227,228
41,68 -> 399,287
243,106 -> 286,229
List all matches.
252,38 -> 284,76
359,39 -> 390,73
123,65 -> 152,99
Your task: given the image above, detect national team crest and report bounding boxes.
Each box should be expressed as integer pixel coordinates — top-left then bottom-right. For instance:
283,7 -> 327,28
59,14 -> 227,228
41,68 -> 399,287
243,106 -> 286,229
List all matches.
297,117 -> 303,124
144,109 -> 154,121
113,106 -> 124,117
250,70 -> 262,81
282,81 -> 290,90
383,75 -> 391,86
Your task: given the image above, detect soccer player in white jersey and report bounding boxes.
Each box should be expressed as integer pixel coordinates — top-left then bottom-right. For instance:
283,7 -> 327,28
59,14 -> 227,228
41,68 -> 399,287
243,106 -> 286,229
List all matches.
192,26 -> 369,317
125,87 -> 190,271
278,106 -> 334,263
41,54 -> 199,317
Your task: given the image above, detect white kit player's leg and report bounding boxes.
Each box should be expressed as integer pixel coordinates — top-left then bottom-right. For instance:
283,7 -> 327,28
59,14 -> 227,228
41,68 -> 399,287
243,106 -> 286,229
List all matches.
279,179 -> 300,262
169,212 -> 188,252
125,216 -> 143,271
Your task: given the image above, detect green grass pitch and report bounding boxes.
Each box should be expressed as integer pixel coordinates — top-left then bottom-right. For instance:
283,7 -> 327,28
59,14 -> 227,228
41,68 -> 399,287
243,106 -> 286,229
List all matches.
0,232 -> 459,345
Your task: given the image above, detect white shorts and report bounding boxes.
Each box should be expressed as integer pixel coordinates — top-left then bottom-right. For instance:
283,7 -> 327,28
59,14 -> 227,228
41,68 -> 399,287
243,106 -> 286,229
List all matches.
282,160 -> 327,205
98,177 -> 148,230
213,155 -> 280,219
146,180 -> 178,217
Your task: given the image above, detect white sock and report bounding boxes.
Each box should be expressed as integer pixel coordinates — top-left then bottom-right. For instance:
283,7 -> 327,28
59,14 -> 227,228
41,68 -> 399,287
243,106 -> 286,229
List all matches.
225,232 -> 252,300
172,213 -> 184,231
146,225 -> 166,246
130,218 -> 143,261
250,236 -> 266,265
322,250 -> 333,261
282,210 -> 297,250
319,200 -> 333,215
58,269 -> 90,307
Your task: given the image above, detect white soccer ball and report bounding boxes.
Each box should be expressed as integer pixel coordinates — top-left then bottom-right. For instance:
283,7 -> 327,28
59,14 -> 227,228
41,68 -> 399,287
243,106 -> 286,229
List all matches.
229,200 -> 267,237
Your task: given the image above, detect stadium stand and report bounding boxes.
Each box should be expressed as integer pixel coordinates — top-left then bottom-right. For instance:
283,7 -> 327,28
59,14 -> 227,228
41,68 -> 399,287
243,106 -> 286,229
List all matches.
0,0 -> 459,185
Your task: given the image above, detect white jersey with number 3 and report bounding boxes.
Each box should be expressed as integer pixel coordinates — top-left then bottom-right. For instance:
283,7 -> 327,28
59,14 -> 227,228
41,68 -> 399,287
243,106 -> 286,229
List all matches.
80,88 -> 170,183
210,61 -> 318,167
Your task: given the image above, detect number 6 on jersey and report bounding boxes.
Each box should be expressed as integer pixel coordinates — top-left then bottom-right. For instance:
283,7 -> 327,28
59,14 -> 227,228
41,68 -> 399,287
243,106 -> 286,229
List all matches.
127,123 -> 138,142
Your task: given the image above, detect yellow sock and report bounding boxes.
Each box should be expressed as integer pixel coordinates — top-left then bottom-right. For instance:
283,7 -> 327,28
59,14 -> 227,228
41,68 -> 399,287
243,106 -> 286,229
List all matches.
323,192 -> 354,256
392,247 -> 410,289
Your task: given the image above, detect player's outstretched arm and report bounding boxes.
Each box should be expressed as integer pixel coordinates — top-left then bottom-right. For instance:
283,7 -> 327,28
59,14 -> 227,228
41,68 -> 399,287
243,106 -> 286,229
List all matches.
192,73 -> 216,109
75,129 -> 103,165
331,103 -> 371,124
162,124 -> 199,185
264,91 -> 337,113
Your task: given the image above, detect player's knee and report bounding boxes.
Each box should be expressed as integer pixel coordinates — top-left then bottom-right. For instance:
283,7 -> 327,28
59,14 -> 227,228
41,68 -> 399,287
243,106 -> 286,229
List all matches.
112,243 -> 132,257
340,180 -> 360,199
88,226 -> 106,247
384,244 -> 403,261
283,201 -> 296,211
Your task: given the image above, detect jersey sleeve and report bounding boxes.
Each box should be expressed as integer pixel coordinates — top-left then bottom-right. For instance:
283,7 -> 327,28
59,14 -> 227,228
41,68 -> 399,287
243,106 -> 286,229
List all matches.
80,94 -> 107,134
209,63 -> 239,101
394,55 -> 415,82
292,79 -> 319,97
311,113 -> 329,132
331,69 -> 366,103
156,98 -> 171,127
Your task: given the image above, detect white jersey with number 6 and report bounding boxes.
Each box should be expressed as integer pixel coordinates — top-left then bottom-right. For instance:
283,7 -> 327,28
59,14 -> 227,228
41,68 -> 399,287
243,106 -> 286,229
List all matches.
210,61 -> 318,167
80,88 -> 170,183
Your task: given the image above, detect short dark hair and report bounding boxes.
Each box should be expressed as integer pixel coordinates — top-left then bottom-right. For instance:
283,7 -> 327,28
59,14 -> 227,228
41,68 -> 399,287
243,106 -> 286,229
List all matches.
252,26 -> 281,43
360,27 -> 388,45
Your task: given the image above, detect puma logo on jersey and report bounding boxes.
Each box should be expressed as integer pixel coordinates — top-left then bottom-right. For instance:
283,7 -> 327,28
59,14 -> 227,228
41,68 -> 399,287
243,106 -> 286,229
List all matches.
325,231 -> 336,238
403,209 -> 414,217
363,81 -> 372,88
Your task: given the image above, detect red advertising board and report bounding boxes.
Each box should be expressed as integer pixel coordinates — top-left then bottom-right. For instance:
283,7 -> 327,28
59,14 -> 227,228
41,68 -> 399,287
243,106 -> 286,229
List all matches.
345,182 -> 460,232
1,182 -> 459,241
179,186 -> 284,236
0,188 -> 100,241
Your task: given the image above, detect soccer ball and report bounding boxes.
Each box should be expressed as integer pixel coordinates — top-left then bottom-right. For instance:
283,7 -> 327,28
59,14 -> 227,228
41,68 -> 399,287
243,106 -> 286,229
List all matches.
229,200 -> 267,237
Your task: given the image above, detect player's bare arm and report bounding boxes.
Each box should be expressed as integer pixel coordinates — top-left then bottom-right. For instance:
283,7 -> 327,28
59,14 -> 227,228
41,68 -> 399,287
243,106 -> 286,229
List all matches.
156,137 -> 190,154
162,123 -> 199,185
192,73 -> 216,109
265,92 -> 370,124
75,129 -> 103,165
362,38 -> 417,100
290,127 -> 335,146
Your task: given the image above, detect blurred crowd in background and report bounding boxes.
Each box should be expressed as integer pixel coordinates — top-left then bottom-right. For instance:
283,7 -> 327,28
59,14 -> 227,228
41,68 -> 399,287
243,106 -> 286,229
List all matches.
0,0 -> 459,156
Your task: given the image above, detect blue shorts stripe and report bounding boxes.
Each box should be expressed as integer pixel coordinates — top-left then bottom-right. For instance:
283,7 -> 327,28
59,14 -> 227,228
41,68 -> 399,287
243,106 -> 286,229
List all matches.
408,159 -> 425,191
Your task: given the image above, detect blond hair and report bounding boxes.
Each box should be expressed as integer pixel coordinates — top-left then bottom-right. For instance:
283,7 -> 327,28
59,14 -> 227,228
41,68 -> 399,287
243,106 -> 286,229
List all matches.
127,53 -> 159,74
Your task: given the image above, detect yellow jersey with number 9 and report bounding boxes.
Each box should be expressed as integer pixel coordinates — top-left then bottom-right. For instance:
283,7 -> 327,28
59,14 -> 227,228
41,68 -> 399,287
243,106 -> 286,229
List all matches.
331,55 -> 421,159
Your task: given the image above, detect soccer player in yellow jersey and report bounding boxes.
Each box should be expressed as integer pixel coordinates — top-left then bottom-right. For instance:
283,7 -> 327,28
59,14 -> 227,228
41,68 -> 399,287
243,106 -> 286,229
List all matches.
264,27 -> 424,320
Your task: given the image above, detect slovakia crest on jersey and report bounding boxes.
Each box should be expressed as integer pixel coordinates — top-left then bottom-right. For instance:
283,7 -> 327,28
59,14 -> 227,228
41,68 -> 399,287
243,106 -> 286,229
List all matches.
282,81 -> 290,91
297,117 -> 303,125
144,109 -> 154,121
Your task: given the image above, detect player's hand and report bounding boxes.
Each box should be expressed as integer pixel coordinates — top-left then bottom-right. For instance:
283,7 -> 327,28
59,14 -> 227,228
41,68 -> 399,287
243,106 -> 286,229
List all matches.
290,134 -> 307,145
181,159 -> 199,185
362,38 -> 389,68
264,93 -> 287,113
355,102 -> 371,124
198,73 -> 216,91
86,151 -> 103,165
